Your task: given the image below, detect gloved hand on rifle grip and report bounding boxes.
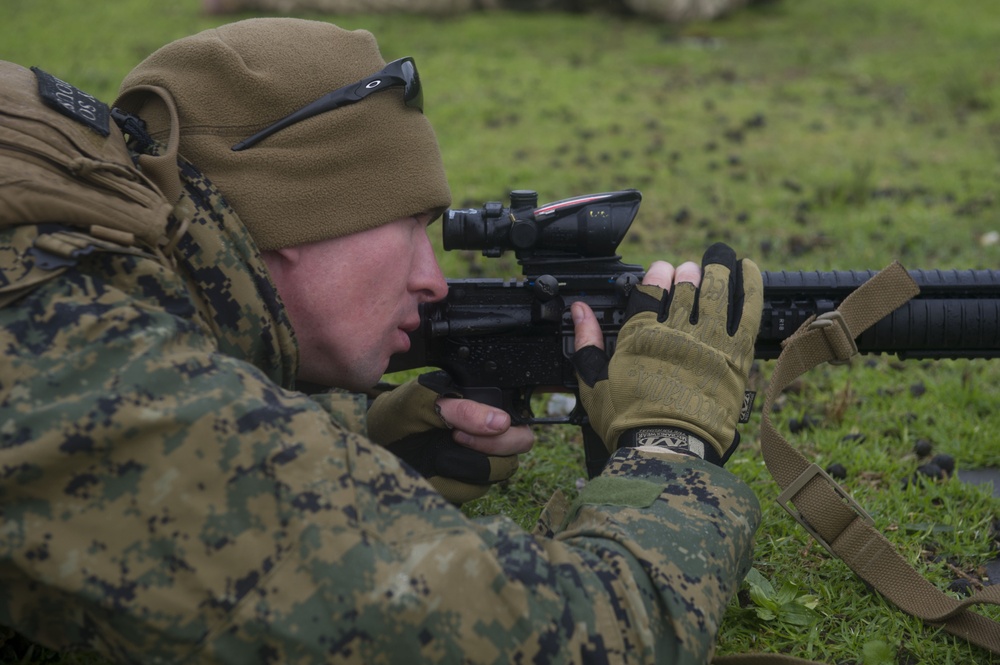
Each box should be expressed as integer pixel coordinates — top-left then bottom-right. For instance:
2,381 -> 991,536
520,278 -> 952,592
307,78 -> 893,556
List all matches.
366,371 -> 531,505
572,242 -> 763,466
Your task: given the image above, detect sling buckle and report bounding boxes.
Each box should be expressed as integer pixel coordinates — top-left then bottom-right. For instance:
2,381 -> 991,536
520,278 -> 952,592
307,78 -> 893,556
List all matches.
808,310 -> 858,365
777,463 -> 874,557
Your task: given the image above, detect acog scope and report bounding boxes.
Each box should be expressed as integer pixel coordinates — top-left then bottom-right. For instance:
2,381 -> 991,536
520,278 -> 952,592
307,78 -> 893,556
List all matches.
442,189 -> 642,261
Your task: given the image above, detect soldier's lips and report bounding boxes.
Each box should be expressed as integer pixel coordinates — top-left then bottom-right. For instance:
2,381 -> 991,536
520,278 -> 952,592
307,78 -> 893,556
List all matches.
395,328 -> 412,353
395,320 -> 420,353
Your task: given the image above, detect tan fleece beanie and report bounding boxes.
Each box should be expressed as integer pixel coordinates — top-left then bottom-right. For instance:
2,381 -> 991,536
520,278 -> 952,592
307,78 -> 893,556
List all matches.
115,18 -> 451,250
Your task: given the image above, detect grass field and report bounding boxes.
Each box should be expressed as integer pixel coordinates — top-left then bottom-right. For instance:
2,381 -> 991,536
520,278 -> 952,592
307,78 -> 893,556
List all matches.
3,0 -> 1000,663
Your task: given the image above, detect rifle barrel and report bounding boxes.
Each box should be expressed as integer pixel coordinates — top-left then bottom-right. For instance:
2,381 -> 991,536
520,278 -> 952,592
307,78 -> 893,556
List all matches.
758,269 -> 1000,359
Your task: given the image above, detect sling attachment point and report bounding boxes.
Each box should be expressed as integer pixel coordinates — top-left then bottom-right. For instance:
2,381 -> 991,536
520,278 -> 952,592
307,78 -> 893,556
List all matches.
111,107 -> 153,151
776,462 -> 873,558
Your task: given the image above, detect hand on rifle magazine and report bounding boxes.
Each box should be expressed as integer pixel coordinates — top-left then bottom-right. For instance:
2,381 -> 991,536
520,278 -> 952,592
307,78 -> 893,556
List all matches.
367,372 -> 534,504
572,242 -> 763,466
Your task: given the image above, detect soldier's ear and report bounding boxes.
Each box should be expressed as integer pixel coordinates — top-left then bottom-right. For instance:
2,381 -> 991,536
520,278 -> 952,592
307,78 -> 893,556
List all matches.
259,248 -> 303,289
262,247 -> 302,267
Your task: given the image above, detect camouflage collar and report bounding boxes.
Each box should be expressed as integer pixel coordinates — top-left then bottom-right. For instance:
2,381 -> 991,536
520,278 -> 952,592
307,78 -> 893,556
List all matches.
166,151 -> 299,388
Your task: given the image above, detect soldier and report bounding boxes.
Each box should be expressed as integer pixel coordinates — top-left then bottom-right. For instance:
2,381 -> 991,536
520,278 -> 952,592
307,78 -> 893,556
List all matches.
0,18 -> 762,664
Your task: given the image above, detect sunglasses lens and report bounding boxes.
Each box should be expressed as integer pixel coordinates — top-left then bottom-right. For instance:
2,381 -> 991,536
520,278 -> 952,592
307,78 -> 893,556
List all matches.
401,59 -> 423,110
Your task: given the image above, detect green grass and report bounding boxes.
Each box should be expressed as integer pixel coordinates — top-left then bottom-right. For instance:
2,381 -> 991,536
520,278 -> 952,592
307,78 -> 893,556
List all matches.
4,0 -> 1000,663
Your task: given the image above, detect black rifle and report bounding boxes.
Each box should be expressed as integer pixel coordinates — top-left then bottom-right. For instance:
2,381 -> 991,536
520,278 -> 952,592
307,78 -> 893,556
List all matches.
387,189 -> 1000,471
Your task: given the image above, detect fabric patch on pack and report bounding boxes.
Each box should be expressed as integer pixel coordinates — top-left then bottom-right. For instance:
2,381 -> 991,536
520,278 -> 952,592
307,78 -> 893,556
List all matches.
31,67 -> 110,137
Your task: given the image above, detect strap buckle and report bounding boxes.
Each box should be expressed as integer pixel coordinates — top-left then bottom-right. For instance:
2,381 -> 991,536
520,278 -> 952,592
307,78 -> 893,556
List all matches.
808,310 -> 858,365
776,463 -> 873,557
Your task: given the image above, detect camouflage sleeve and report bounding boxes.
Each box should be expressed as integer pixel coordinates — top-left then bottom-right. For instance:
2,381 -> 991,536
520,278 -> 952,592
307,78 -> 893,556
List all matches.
308,387 -> 369,434
532,449 -> 761,664
0,250 -> 759,665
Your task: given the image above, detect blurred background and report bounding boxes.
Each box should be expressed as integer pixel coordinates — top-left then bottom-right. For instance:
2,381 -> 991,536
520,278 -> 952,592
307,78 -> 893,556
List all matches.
3,0 -> 1000,662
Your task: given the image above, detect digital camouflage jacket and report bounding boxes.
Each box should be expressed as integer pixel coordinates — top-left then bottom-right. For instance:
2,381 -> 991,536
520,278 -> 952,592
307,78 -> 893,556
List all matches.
0,64 -> 761,665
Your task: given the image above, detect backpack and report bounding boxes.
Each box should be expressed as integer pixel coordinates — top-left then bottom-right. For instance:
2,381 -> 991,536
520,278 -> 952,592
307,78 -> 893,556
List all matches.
0,61 -> 180,307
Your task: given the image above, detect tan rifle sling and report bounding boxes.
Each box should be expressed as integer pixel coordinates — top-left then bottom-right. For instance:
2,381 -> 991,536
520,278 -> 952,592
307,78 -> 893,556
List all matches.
712,261 -> 1000,664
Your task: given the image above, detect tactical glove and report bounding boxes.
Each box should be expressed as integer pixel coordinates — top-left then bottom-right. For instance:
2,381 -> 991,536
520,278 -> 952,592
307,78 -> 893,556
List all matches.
573,243 -> 762,466
366,372 -> 519,505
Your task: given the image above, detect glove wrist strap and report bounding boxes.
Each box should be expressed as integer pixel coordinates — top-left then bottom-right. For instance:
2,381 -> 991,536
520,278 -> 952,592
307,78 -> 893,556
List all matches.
618,426 -> 720,465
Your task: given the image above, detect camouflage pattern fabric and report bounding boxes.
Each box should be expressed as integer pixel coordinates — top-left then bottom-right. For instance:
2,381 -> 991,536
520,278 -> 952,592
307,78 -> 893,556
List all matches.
0,144 -> 760,663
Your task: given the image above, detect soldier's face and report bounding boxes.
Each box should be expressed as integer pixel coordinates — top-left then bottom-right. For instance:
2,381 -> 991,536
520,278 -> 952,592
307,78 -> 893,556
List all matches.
262,213 -> 447,391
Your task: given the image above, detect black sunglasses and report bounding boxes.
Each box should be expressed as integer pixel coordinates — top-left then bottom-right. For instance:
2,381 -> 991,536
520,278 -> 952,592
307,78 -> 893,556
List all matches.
232,57 -> 422,151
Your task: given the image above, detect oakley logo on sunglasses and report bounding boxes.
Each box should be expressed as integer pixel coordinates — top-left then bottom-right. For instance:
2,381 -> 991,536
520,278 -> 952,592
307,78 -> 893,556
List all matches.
232,57 -> 422,151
